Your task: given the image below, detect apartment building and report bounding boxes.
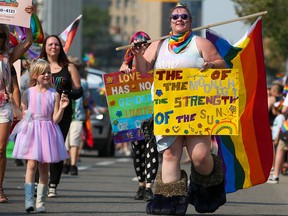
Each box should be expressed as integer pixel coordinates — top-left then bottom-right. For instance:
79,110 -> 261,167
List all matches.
109,0 -> 202,44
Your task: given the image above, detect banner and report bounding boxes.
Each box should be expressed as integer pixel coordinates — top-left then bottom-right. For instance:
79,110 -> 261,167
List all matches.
0,0 -> 32,28
153,68 -> 239,135
103,71 -> 154,143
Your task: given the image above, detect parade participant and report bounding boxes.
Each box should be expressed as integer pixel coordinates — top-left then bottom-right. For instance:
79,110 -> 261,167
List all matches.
119,31 -> 159,202
132,3 -> 226,215
0,6 -> 33,203
63,57 -> 89,176
38,35 -> 82,197
11,59 -> 69,213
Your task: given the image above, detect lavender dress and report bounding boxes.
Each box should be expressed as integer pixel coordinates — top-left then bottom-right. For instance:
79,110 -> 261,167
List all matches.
11,87 -> 69,163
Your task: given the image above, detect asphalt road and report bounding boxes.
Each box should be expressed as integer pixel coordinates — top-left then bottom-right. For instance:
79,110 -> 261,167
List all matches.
1,152 -> 287,216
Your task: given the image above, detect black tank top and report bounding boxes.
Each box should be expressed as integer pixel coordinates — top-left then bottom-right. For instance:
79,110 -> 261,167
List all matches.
51,65 -> 72,138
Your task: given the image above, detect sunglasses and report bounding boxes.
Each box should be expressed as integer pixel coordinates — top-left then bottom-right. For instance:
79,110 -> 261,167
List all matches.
0,33 -> 6,39
170,14 -> 190,21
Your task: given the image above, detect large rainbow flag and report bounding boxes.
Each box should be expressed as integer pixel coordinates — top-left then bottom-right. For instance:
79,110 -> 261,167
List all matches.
206,17 -> 273,193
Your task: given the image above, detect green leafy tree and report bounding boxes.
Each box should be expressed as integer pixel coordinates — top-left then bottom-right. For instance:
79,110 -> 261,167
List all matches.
82,5 -> 123,69
232,0 -> 288,72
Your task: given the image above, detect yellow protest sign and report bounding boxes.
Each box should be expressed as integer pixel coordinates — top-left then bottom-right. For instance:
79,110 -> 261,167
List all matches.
153,68 -> 239,135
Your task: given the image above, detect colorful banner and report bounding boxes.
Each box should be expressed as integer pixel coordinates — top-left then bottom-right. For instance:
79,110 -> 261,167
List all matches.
206,17 -> 273,193
153,68 -> 239,135
0,0 -> 32,28
103,71 -> 154,143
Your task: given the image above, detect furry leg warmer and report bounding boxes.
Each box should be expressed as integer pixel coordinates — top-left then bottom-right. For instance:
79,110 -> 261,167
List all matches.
146,170 -> 188,216
188,154 -> 226,213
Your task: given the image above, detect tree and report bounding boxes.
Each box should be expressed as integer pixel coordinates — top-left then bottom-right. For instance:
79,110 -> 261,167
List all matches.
82,5 -> 123,70
232,0 -> 288,72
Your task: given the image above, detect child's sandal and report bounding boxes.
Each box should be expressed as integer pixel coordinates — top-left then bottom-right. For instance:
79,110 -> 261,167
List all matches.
0,188 -> 8,203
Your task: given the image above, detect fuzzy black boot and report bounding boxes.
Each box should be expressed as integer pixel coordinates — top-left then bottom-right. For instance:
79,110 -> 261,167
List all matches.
188,154 -> 226,213
146,170 -> 188,216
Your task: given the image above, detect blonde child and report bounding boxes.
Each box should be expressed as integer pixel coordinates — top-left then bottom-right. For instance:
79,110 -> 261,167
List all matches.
10,59 -> 69,213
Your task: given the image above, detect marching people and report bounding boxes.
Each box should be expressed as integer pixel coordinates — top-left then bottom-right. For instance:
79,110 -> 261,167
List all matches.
63,57 -> 89,175
268,93 -> 288,184
119,31 -> 159,202
0,6 -> 33,203
132,3 -> 226,215
37,35 -> 83,197
10,59 -> 70,213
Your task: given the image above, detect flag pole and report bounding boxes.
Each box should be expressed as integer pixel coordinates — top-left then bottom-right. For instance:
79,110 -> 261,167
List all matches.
115,11 -> 267,51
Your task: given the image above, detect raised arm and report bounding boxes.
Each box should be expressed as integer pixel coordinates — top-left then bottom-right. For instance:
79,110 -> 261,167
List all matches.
53,92 -> 69,123
134,40 -> 160,74
9,5 -> 33,66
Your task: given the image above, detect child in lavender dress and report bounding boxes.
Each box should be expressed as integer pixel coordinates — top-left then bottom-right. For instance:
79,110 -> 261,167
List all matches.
10,59 -> 69,213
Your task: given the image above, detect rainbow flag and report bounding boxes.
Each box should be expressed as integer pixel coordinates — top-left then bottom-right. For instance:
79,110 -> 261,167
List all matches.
206,17 -> 273,193
9,13 -> 44,60
59,14 -> 82,54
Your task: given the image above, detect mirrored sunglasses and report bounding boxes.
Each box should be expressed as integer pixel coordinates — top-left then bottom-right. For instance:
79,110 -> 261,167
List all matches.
170,14 -> 190,21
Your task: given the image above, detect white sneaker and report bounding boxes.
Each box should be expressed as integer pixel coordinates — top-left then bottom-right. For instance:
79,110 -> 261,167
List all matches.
267,176 -> 279,184
47,187 -> 57,198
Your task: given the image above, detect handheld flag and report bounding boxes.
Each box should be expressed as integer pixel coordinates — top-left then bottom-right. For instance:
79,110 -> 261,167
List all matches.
59,14 -> 82,54
206,17 -> 273,193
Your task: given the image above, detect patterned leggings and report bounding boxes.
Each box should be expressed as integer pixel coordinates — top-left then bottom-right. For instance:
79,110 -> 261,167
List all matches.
131,139 -> 159,184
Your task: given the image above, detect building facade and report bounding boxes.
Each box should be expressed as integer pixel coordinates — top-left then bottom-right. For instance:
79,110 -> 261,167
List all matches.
109,0 -> 202,44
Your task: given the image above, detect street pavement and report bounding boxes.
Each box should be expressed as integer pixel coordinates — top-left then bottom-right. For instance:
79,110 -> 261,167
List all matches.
0,152 -> 287,216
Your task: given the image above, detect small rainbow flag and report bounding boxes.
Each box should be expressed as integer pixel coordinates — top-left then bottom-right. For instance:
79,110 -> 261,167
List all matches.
206,17 -> 273,193
281,119 -> 288,133
9,13 -> 44,60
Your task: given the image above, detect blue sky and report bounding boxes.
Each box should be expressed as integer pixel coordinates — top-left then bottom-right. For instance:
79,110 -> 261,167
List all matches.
202,0 -> 250,44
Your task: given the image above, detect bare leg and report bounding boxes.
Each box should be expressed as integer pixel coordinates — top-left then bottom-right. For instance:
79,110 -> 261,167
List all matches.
186,135 -> 213,175
161,136 -> 184,183
0,122 -> 11,203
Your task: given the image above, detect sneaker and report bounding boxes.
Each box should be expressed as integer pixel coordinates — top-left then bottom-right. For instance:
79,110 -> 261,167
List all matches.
267,176 -> 279,184
48,184 -> 58,198
62,164 -> 70,174
134,186 -> 145,200
70,165 -> 78,175
144,188 -> 154,202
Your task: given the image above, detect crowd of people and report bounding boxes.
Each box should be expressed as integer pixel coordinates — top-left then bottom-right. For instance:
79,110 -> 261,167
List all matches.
267,82 -> 288,184
0,2 -> 287,216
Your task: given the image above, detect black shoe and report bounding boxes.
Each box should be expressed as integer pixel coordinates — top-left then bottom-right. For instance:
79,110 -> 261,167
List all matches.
135,186 -> 145,200
70,165 -> 78,175
62,164 -> 70,174
15,159 -> 24,166
144,188 -> 154,202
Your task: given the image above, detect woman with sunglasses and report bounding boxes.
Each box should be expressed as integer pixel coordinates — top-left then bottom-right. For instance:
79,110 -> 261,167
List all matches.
132,3 -> 226,215
0,6 -> 33,203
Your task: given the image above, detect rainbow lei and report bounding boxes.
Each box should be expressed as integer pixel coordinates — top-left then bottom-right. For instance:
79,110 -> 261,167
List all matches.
168,30 -> 193,54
